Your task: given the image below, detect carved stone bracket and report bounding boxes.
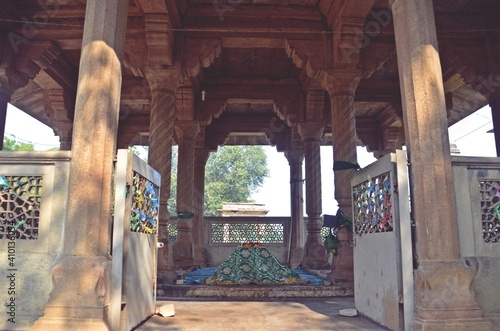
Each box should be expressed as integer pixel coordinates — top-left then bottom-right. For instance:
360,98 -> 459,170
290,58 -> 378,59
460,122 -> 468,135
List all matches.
182,38 -> 222,78
16,41 -> 78,95
285,39 -> 326,90
0,67 -> 29,101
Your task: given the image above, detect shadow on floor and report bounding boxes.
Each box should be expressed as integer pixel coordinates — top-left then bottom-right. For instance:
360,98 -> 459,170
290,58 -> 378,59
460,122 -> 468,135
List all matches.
134,297 -> 389,331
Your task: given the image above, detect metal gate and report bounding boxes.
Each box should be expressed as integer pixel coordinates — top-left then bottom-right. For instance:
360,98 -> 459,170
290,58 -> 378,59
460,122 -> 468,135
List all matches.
352,150 -> 414,330
111,150 -> 161,331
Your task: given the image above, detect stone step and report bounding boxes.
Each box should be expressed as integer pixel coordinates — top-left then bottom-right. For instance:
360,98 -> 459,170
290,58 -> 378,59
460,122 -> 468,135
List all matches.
157,284 -> 353,299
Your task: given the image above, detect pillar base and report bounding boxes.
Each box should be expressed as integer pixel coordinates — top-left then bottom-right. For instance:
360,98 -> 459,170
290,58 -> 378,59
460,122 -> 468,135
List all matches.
303,242 -> 329,269
411,260 -> 492,331
173,240 -> 195,269
289,247 -> 304,268
194,246 -> 206,267
328,227 -> 354,285
32,255 -> 111,330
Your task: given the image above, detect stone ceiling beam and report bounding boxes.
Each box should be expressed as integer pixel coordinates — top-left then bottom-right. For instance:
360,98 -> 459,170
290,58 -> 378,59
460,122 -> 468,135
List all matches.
184,4 -> 323,22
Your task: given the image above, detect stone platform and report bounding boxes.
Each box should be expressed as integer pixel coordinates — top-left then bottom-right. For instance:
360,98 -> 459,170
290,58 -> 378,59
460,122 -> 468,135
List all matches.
157,284 -> 354,299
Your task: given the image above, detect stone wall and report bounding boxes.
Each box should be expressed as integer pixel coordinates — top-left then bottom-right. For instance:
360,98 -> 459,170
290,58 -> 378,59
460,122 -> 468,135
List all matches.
0,151 -> 71,330
452,156 -> 500,329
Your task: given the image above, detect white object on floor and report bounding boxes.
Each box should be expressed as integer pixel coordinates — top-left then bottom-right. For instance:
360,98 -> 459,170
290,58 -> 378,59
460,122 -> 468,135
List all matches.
339,308 -> 358,317
156,304 -> 175,317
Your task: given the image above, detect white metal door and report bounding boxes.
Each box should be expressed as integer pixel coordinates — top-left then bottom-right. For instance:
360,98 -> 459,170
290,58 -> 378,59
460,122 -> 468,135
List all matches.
352,150 -> 414,331
111,150 -> 160,331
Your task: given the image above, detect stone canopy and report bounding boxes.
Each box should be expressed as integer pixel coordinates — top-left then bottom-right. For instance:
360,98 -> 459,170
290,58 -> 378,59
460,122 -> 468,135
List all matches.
1,0 -> 496,156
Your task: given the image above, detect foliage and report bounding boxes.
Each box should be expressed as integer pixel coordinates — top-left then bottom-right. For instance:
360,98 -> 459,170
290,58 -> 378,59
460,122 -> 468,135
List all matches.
204,146 -> 269,216
128,145 -> 148,162
167,146 -> 178,215
167,145 -> 269,217
3,136 -> 35,151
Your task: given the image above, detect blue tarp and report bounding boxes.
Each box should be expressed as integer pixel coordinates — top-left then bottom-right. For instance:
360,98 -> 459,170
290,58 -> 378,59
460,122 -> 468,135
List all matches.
182,266 -> 324,285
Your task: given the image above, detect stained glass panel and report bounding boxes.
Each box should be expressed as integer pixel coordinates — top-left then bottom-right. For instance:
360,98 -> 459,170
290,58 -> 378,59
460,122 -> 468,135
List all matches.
130,172 -> 159,234
353,172 -> 393,236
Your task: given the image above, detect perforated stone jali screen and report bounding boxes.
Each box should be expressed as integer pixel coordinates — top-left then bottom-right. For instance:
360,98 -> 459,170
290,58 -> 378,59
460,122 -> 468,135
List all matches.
479,180 -> 500,243
211,223 -> 284,244
0,175 -> 43,240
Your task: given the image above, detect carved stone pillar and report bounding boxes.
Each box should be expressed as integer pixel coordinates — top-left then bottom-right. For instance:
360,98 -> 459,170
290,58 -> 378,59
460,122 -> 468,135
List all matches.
285,149 -> 305,267
326,72 -> 360,284
46,89 -> 75,151
54,125 -> 73,151
173,120 -> 200,268
0,67 -> 29,150
0,95 -> 7,150
392,0 -> 492,329
299,122 -> 329,269
33,0 -> 129,329
193,147 -> 210,266
145,68 -> 180,283
490,97 -> 500,157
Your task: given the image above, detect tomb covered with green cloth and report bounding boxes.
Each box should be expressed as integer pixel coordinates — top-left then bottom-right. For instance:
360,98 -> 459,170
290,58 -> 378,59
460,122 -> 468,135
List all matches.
211,246 -> 304,285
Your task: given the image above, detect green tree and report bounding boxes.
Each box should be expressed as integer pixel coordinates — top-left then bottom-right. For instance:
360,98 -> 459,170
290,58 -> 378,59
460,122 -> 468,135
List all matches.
204,146 -> 268,216
3,136 -> 35,151
167,145 -> 269,216
167,146 -> 178,216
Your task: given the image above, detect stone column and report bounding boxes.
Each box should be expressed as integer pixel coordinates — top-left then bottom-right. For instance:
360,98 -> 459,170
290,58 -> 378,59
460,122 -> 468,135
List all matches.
327,74 -> 359,284
285,149 -> 305,267
54,124 -> 73,151
391,0 -> 492,329
145,68 -> 180,283
490,98 -> 500,157
193,147 -> 210,266
299,122 -> 329,269
33,0 -> 129,329
173,120 -> 200,268
0,95 -> 7,150
0,67 -> 29,150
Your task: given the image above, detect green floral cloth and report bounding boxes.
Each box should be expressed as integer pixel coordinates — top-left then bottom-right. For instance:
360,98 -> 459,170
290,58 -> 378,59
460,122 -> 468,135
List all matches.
211,246 -> 303,285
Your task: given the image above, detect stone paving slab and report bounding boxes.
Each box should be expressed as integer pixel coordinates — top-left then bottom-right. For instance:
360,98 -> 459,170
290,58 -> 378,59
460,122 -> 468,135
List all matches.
134,297 -> 389,331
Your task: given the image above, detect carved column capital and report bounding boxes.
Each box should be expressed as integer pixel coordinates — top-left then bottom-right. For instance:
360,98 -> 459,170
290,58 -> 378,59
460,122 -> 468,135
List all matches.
174,120 -> 200,142
285,149 -> 304,165
144,66 -> 181,93
298,122 -> 325,142
324,69 -> 362,98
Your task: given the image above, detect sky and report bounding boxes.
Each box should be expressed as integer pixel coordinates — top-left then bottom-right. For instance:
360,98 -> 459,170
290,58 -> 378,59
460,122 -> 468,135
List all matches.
4,103 -> 496,216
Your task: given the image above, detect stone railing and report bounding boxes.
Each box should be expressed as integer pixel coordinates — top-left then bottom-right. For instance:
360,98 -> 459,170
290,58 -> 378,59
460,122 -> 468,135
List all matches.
166,216 -> 333,267
203,216 -> 291,266
0,151 -> 71,330
451,156 -> 500,327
